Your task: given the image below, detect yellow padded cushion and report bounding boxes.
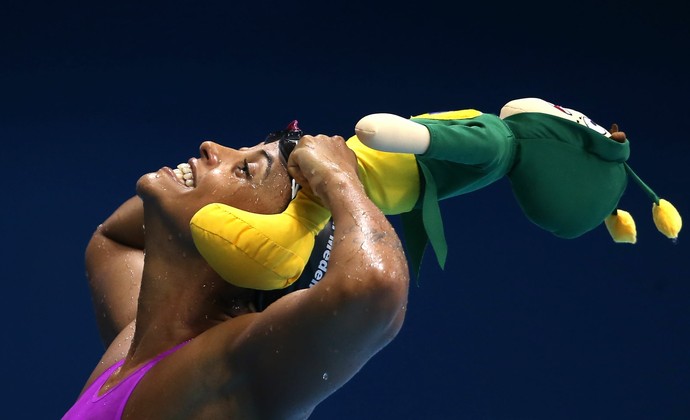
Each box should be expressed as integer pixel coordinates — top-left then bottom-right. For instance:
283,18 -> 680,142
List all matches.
190,191 -> 331,290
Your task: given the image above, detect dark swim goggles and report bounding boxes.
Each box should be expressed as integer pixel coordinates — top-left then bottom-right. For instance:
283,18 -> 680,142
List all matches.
263,120 -> 303,198
263,120 -> 303,164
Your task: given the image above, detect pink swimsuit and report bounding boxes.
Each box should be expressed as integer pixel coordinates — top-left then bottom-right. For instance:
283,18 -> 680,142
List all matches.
62,341 -> 189,419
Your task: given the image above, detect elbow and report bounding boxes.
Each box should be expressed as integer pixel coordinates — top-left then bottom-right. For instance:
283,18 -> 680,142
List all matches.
374,267 -> 409,340
343,256 -> 410,341
325,223 -> 411,343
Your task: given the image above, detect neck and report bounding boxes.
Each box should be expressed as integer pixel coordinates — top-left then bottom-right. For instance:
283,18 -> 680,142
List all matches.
128,226 -> 234,361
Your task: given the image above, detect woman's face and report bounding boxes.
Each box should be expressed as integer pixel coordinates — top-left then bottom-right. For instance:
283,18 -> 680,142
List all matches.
137,140 -> 293,237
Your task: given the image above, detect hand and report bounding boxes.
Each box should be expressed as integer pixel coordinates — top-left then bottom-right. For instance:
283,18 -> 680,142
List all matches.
287,134 -> 359,208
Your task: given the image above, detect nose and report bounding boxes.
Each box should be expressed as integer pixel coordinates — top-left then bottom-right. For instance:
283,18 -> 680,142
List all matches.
199,141 -> 222,166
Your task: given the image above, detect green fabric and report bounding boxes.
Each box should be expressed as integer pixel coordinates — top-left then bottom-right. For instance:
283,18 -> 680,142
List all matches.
503,113 -> 630,238
404,114 -> 517,271
418,160 -> 446,267
624,163 -> 660,204
413,114 -> 517,199
399,111 -> 634,276
401,208 -> 427,279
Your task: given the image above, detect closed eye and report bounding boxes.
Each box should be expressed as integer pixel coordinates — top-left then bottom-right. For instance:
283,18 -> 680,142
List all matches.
240,159 -> 252,178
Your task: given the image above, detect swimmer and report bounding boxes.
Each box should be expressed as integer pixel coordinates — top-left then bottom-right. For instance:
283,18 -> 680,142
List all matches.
63,134 -> 410,419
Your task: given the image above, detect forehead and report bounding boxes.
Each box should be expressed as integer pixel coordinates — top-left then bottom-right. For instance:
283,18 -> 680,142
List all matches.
235,140 -> 281,165
241,140 -> 279,151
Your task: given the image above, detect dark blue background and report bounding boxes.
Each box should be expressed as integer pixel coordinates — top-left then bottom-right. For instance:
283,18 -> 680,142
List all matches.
3,1 -> 688,419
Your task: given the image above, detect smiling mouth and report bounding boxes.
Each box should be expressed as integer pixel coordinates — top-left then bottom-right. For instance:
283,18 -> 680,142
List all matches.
172,163 -> 195,187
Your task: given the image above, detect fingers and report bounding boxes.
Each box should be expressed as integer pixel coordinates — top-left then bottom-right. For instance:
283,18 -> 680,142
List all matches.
288,134 -> 351,174
287,134 -> 358,204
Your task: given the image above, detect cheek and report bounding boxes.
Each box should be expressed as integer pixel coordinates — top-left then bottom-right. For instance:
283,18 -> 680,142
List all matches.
246,177 -> 293,214
197,170 -> 292,215
201,183 -> 276,215
265,174 -> 293,212
241,185 -> 291,214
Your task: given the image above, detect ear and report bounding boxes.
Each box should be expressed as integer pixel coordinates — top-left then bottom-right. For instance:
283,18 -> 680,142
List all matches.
609,123 -> 627,143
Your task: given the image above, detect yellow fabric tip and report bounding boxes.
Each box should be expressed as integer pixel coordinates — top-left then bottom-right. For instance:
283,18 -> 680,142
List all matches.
652,199 -> 682,239
605,210 -> 637,244
412,109 -> 482,120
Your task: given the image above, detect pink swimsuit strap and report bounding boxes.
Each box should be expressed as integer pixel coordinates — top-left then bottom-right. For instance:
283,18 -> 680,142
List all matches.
62,340 -> 190,419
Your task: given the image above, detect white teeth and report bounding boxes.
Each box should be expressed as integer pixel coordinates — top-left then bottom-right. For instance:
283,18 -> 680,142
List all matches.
172,163 -> 194,187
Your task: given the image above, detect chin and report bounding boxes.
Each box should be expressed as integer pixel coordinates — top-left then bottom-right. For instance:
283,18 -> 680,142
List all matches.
135,173 -> 155,196
136,169 -> 183,204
